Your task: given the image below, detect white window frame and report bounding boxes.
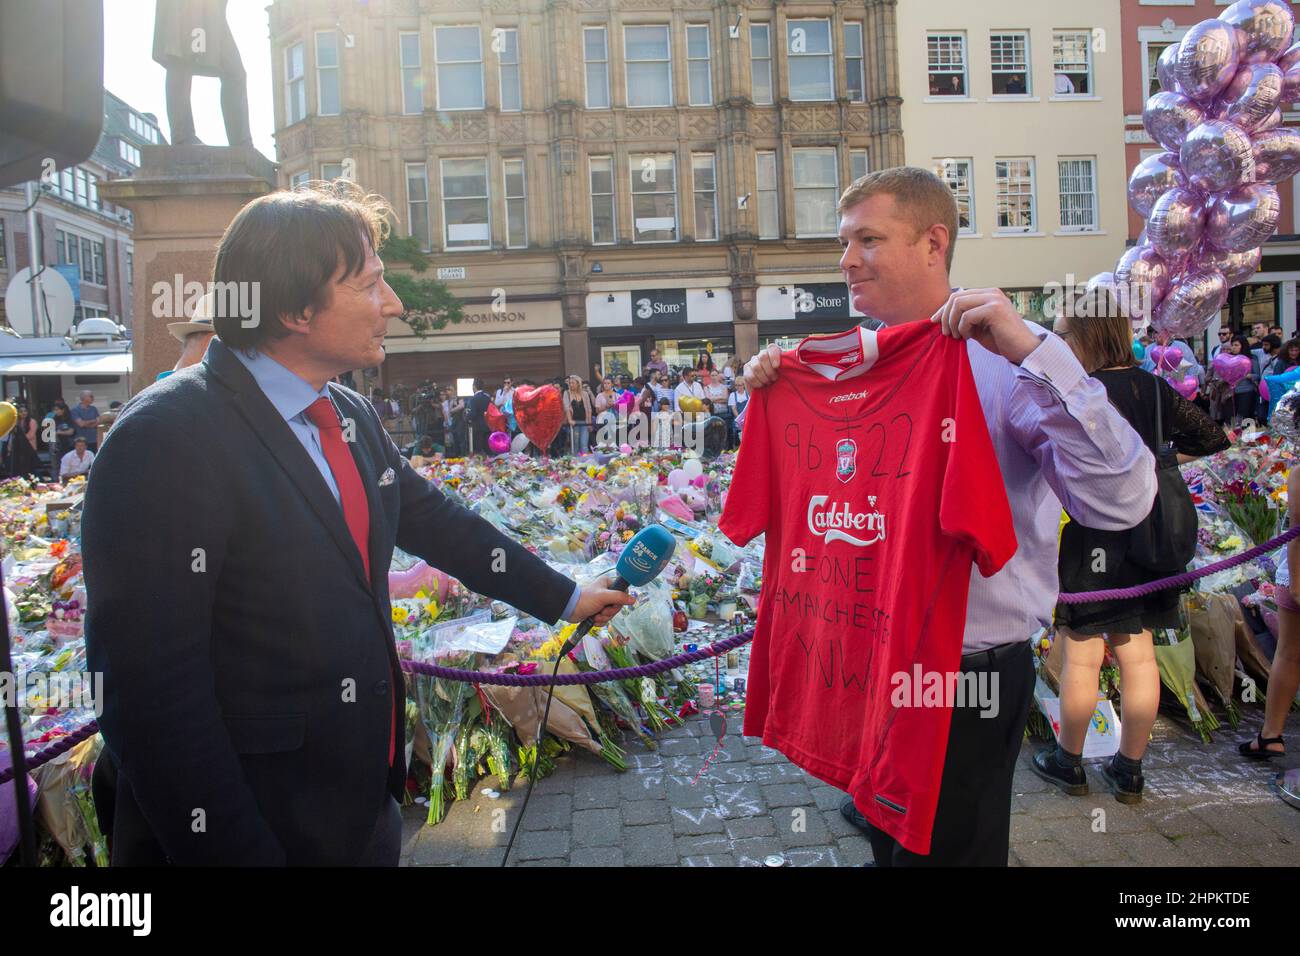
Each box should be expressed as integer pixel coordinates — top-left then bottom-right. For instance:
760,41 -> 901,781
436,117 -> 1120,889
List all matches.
285,42 -> 306,124
400,31 -> 423,115
934,158 -> 976,234
440,157 -> 492,251
787,18 -> 834,102
751,23 -> 773,105
686,24 -> 712,106
434,25 -> 485,112
321,162 -> 346,181
315,30 -> 341,116
926,32 -> 968,98
503,157 -> 528,249
994,157 -> 1037,233
850,149 -> 869,182
1052,30 -> 1093,98
792,146 -> 839,238
497,27 -> 521,112
989,30 -> 1032,97
844,22 -> 865,103
756,150 -> 779,239
405,162 -> 430,251
74,167 -> 88,205
629,153 -> 678,243
584,26 -> 611,110
624,25 -> 673,108
692,152 -> 718,241
589,155 -> 616,245
1057,156 -> 1099,233
118,141 -> 140,166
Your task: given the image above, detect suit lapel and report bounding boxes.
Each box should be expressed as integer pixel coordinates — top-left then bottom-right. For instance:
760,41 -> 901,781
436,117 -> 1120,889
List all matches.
204,340 -> 371,592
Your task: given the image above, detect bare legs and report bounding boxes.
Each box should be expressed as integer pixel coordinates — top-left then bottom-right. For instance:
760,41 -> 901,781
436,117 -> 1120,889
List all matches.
1057,627 -> 1158,760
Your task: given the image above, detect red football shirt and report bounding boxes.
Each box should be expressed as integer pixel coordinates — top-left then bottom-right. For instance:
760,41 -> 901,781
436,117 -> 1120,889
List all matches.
719,321 -> 1017,854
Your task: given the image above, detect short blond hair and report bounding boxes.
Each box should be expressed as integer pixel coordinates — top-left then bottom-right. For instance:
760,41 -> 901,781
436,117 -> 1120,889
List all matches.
837,166 -> 959,271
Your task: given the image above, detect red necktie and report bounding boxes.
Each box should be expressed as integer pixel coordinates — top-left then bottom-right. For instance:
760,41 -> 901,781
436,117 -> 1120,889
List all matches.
304,397 -> 395,766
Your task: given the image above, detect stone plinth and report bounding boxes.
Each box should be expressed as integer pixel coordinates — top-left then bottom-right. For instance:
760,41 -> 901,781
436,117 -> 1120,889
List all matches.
99,145 -> 277,393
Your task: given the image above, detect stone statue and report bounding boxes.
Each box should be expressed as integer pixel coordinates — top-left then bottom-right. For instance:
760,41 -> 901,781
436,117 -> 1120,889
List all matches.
152,0 -> 252,147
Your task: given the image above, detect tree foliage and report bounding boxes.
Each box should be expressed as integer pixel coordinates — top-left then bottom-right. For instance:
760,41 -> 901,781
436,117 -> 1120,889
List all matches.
378,235 -> 464,337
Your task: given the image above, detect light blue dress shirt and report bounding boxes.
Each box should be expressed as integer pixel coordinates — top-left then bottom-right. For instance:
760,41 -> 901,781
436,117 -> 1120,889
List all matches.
231,349 -> 583,620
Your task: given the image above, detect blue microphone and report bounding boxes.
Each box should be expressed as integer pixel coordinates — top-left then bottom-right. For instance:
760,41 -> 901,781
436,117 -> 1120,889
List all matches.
559,524 -> 676,656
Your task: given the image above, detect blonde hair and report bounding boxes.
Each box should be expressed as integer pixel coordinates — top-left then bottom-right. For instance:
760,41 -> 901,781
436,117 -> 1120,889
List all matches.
837,166 -> 959,270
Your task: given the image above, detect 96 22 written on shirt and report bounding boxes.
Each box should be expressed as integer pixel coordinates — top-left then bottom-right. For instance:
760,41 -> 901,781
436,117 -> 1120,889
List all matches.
719,321 -> 1017,855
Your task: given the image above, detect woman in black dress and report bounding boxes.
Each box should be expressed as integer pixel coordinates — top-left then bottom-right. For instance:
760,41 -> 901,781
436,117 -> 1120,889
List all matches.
1034,291 -> 1228,805
5,405 -> 41,478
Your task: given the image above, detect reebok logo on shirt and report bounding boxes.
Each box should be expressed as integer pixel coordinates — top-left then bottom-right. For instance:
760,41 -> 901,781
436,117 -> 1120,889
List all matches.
829,390 -> 869,404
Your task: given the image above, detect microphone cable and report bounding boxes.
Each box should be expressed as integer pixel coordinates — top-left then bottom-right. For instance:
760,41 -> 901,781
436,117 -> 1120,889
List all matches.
500,650 -> 565,867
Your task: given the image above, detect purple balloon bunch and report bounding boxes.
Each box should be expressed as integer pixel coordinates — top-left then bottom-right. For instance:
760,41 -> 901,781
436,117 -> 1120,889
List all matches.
1123,0 -> 1300,339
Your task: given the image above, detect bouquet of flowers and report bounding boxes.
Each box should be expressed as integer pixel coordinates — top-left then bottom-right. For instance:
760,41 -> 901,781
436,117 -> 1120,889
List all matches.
1153,627 -> 1220,743
1216,479 -> 1280,548
412,647 -> 477,825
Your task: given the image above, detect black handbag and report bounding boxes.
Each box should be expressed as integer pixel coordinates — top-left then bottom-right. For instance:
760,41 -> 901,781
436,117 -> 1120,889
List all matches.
1128,373 -> 1198,574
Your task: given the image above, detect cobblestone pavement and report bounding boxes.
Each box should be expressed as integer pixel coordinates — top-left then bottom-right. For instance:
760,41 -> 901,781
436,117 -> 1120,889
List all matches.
400,709 -> 1299,867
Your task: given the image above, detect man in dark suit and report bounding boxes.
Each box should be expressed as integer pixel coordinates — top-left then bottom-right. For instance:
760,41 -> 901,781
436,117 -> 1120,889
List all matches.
82,183 -> 633,865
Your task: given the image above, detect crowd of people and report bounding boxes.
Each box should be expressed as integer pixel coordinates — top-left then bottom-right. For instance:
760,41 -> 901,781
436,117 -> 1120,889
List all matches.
1140,320 -> 1300,427
0,390 -> 120,482
388,348 -> 752,458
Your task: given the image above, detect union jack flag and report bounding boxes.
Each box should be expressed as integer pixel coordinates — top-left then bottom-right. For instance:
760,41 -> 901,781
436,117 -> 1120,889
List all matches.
1186,474 -> 1219,514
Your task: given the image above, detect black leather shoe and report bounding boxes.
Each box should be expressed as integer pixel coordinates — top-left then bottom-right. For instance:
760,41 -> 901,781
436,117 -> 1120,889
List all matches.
1102,756 -> 1144,805
1031,748 -> 1089,796
839,794 -> 871,834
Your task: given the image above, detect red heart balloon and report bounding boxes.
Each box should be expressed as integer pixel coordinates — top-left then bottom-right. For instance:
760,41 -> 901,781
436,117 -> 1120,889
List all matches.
486,402 -> 507,434
512,384 -> 563,451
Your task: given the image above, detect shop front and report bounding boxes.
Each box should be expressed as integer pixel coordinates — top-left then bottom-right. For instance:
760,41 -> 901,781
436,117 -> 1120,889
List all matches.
585,284 -> 735,382
755,279 -> 869,350
379,297 -> 565,392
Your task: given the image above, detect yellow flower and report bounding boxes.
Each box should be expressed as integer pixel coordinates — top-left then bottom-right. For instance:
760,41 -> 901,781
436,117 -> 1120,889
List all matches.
622,529 -> 634,541
425,600 -> 439,618
392,606 -> 409,625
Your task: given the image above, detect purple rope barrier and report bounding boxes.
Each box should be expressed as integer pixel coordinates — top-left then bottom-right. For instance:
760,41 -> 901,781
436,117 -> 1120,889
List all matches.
399,631 -> 754,685
0,718 -> 99,785
1057,523 -> 1300,604
7,526 -> 1295,783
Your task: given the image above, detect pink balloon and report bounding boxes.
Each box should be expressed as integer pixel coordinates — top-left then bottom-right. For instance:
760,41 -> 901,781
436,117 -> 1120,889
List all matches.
488,430 -> 511,455
1147,188 -> 1207,261
1205,182 -> 1280,252
1219,0 -> 1295,65
667,468 -> 688,489
1217,63 -> 1283,129
1127,152 -> 1185,218
1149,344 -> 1185,372
1278,41 -> 1300,99
1157,43 -> 1183,94
1175,19 -> 1241,103
1115,245 -> 1171,322
1172,374 -> 1200,401
1143,92 -> 1206,152
1251,126 -> 1300,182
1212,351 -> 1253,386
1153,270 -> 1228,338
1200,243 -> 1263,287
1180,119 -> 1256,193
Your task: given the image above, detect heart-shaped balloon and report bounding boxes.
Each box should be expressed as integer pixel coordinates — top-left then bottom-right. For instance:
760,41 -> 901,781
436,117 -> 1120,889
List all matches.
0,402 -> 15,440
1251,127 -> 1300,183
512,384 -> 564,452
486,403 -> 507,434
678,396 -> 704,414
1150,344 -> 1184,372
1171,374 -> 1200,401
1212,351 -> 1253,386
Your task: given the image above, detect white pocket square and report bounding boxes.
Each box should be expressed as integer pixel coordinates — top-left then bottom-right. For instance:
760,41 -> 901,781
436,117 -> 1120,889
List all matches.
378,467 -> 396,486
